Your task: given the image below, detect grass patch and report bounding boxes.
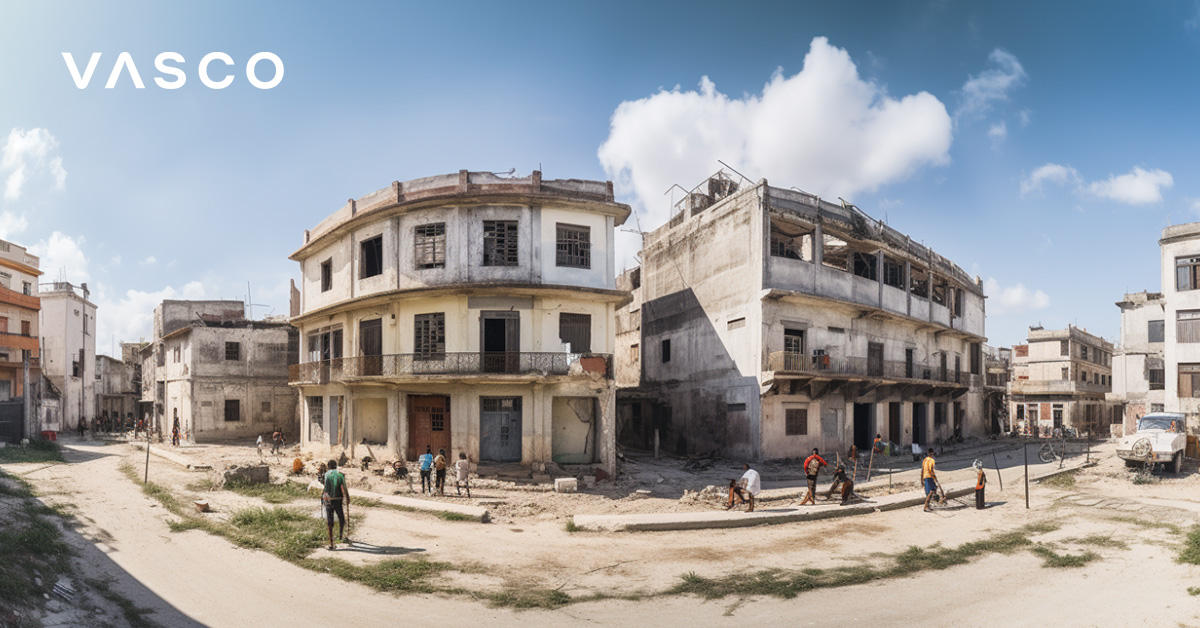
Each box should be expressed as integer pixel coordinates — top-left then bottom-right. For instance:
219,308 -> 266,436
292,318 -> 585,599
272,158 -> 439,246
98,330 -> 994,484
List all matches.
1069,535 -> 1128,550
484,588 -> 573,609
1178,526 -> 1200,565
1189,586 -> 1200,596
223,477 -> 310,504
565,518 -> 580,533
226,507 -> 330,561
436,511 -> 475,522
1133,475 -> 1155,485
0,439 -> 64,464
1041,471 -> 1076,489
303,556 -> 447,593
86,578 -> 159,628
1031,545 -> 1099,568
1107,515 -> 1183,536
0,471 -> 74,612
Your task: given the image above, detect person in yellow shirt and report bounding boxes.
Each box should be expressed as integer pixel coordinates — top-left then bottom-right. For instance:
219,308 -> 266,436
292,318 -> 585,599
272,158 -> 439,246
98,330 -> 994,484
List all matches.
922,451 -> 940,512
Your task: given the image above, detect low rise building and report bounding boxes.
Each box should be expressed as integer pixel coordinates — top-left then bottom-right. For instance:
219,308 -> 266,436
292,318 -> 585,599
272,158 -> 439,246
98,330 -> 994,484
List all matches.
95,354 -> 139,422
0,239 -> 42,441
1010,325 -> 1117,435
1109,291 -> 1165,434
983,344 -> 1012,433
288,171 -> 628,474
39,282 -> 96,432
616,172 -> 988,460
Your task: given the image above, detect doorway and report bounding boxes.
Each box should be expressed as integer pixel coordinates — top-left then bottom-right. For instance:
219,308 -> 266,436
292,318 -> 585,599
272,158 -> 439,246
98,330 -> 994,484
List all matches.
360,318 -> 382,376
913,402 -> 928,446
853,403 -> 873,451
889,402 -> 902,444
481,311 -> 519,373
480,396 -> 522,462
408,395 -> 450,459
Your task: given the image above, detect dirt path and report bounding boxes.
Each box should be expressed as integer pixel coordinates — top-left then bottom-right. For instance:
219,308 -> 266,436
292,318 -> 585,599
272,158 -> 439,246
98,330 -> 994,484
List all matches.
7,439 -> 1200,627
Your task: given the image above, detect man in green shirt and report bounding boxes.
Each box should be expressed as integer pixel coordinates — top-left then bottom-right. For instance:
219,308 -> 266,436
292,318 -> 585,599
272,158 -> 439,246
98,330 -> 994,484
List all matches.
322,460 -> 350,550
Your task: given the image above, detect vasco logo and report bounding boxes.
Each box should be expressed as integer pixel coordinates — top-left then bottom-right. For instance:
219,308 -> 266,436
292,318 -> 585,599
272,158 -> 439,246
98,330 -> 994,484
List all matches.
61,52 -> 284,90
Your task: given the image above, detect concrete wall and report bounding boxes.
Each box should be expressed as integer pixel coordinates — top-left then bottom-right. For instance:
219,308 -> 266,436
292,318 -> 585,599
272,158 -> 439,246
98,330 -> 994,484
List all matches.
38,288 -> 96,431
1161,225 -> 1200,417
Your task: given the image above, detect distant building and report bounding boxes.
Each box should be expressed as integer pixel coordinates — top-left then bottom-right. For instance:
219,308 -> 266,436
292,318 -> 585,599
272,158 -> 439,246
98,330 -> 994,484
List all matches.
1010,325 -> 1117,435
983,344 -> 1012,433
616,172 -> 988,460
95,354 -> 139,422
39,282 -> 97,433
1109,291 -> 1165,435
140,300 -> 298,442
0,239 -> 42,441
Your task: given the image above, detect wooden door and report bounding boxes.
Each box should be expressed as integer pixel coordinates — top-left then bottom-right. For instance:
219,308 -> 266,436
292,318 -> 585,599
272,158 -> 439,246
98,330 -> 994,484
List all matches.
360,319 -> 383,376
408,395 -> 450,459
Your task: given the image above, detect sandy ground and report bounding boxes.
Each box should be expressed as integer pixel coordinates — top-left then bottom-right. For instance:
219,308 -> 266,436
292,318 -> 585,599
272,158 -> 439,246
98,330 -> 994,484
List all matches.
4,437 -> 1200,627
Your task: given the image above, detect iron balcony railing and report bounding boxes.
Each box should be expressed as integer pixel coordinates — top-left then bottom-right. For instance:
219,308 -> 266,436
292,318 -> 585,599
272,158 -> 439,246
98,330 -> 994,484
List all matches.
767,351 -> 963,385
289,352 -> 613,384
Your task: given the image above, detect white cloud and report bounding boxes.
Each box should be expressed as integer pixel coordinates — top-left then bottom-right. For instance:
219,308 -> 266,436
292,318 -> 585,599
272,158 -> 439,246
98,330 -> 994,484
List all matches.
96,281 -> 207,347
0,211 -> 28,239
957,49 -> 1026,120
984,277 -> 1050,316
29,231 -> 90,284
987,121 -> 1007,142
1,128 -> 66,200
1021,162 -> 1173,205
1018,109 -> 1032,127
599,37 -> 952,264
139,256 -> 156,267
1085,166 -> 1173,205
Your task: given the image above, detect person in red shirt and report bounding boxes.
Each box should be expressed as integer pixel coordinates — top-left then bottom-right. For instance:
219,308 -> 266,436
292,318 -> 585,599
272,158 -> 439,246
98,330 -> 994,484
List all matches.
798,448 -> 828,505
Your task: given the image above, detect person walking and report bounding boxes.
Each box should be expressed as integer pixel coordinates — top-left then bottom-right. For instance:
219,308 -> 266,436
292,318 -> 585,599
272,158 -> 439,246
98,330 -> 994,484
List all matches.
799,448 -> 828,505
454,452 -> 471,497
974,459 -> 987,510
418,446 -> 434,495
433,448 -> 448,496
922,451 -> 940,512
271,428 -> 283,455
171,414 -> 181,447
321,460 -> 350,550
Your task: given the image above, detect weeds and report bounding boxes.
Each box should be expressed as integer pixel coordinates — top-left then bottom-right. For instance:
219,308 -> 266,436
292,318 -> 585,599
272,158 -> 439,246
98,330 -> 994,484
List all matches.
484,588 -> 573,609
223,477 -> 310,504
0,471 -> 74,611
1188,586 -> 1200,596
1030,546 -> 1099,568
1069,535 -> 1129,550
0,440 -> 64,464
1177,527 -> 1200,565
86,578 -> 159,628
565,518 -> 580,533
1041,471 -> 1076,489
1107,515 -> 1183,536
302,557 -> 447,593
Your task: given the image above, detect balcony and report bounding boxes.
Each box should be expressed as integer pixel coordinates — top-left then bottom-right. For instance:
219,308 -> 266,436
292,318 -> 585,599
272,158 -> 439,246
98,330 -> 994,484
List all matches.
289,352 -> 613,385
0,285 -> 38,310
0,332 -> 40,352
1011,379 -> 1110,396
766,351 -> 966,386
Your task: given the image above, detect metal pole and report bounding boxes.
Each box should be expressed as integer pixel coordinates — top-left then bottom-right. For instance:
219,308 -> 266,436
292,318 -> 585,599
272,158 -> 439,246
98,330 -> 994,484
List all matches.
1059,437 -> 1066,469
1024,442 -> 1029,509
1086,435 -> 1090,464
992,448 -> 1003,492
144,425 -> 151,484
866,447 -> 875,482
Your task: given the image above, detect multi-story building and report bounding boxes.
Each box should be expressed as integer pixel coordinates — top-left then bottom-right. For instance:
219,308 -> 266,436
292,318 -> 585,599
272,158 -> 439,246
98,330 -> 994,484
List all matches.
1010,325 -> 1116,435
95,354 -> 139,422
39,282 -> 96,432
1109,291 -> 1165,434
0,239 -> 42,440
139,300 -> 298,442
288,171 -> 628,474
615,172 -> 988,461
983,344 -> 1012,433
1160,223 -> 1200,423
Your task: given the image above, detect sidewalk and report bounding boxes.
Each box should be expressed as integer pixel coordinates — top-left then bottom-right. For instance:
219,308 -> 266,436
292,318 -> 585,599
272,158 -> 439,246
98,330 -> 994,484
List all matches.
294,480 -> 491,523
130,442 -> 213,470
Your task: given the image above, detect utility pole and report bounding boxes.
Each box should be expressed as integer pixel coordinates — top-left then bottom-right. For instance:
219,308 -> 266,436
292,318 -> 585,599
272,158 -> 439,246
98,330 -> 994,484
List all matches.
1024,441 -> 1030,509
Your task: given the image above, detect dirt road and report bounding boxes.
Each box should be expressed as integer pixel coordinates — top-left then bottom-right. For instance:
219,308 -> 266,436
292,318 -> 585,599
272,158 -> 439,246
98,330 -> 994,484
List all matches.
8,440 -> 1200,627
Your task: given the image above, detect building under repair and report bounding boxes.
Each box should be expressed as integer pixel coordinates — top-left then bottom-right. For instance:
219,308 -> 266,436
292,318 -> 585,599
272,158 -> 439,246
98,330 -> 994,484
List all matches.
617,172 -> 988,461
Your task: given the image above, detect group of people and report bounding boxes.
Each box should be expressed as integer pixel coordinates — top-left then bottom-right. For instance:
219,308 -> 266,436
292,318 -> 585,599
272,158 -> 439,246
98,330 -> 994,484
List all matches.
78,411 -> 147,437
416,446 -> 471,496
726,446 -> 989,513
255,429 -> 288,456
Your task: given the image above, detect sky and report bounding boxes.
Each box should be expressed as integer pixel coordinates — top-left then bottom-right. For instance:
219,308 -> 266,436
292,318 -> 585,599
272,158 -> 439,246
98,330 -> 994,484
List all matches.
0,0 -> 1196,353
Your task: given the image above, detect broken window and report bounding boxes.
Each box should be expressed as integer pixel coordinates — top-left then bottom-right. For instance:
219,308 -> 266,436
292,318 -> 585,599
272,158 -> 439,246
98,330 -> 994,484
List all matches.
414,223 -> 446,269
931,279 -> 947,306
559,313 -> 591,353
1178,256 -> 1200,291
821,234 -> 850,272
883,257 -> 905,290
852,252 -> 878,281
225,342 -> 240,361
910,266 -> 929,299
783,329 -> 804,370
414,313 -> 446,357
952,288 -> 963,317
320,259 -> 332,292
224,399 -> 240,421
769,220 -> 813,261
555,224 -> 591,269
661,338 -> 671,363
482,220 -> 519,267
360,235 -> 383,279
785,408 -> 808,435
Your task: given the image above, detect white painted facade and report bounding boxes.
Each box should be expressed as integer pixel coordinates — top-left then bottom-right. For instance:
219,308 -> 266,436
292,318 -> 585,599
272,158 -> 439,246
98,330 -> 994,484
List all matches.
38,282 -> 97,432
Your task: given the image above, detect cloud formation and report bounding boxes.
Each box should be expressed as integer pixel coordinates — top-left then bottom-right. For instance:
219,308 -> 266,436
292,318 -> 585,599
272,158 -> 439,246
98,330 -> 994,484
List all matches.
598,36 -> 953,239
30,231 -> 90,283
984,277 -> 1050,316
987,122 -> 1007,142
1020,163 -> 1173,205
1,128 -> 67,201
957,49 -> 1026,120
0,211 -> 28,239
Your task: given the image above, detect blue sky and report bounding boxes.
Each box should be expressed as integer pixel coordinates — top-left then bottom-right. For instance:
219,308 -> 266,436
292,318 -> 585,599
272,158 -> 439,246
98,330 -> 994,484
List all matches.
0,0 -> 1196,352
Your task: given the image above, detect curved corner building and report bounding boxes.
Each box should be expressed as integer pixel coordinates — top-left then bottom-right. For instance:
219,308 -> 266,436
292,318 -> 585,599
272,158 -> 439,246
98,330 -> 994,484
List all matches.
289,171 -> 630,475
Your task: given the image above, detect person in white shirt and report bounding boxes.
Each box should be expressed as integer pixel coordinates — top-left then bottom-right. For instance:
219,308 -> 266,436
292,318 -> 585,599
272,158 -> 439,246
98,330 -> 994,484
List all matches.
454,452 -> 471,498
726,463 -> 761,512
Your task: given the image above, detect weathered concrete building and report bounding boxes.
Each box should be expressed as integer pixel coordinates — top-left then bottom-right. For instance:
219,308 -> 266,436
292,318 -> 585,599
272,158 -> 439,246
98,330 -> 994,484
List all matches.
1160,223 -> 1200,423
983,344 -> 1012,433
1109,291 -> 1165,434
616,173 -> 988,461
141,300 -> 298,441
0,239 -> 42,441
1010,325 -> 1117,435
39,282 -> 96,432
289,171 -> 627,474
95,354 -> 139,422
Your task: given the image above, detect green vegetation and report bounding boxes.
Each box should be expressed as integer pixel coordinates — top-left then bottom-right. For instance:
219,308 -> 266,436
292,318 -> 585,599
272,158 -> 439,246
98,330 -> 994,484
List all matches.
1030,546 -> 1099,568
223,477 -> 310,504
0,470 -> 74,613
1177,526 -> 1200,565
1068,535 -> 1129,550
302,556 -> 447,593
86,578 -> 159,628
1188,586 -> 1200,596
226,507 -> 329,561
0,439 -> 65,464
483,588 -> 573,609
1106,515 -> 1183,536
565,518 -> 580,533
1041,471 -> 1076,489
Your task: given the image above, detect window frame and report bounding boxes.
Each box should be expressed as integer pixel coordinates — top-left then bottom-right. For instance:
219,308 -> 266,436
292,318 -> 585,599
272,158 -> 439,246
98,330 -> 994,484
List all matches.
482,220 -> 519,267
320,259 -> 333,292
359,235 -> 384,279
225,341 -> 240,361
414,313 -> 446,358
785,407 -> 808,436
414,222 -> 447,270
224,399 -> 241,422
555,223 -> 591,269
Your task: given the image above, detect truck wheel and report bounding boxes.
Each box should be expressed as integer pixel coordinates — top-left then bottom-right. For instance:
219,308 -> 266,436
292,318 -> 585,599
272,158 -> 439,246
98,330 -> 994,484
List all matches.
1172,452 -> 1183,475
1124,459 -> 1140,468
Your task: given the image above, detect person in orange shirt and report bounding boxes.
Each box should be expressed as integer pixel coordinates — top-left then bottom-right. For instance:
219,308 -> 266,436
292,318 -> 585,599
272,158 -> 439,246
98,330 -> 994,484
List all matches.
974,460 -> 987,510
922,451 -> 940,512
799,448 -> 828,505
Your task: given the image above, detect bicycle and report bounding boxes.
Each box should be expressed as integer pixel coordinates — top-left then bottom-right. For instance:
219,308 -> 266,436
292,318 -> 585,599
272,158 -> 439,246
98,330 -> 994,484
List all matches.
1038,442 -> 1057,463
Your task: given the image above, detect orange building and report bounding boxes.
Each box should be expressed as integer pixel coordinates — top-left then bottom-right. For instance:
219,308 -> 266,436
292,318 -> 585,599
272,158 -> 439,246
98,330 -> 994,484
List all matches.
0,239 -> 42,401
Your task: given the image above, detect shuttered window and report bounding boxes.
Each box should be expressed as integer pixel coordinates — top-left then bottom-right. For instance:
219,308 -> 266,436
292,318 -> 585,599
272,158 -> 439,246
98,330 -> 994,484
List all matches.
1180,364 -> 1200,398
414,223 -> 446,269
785,408 -> 808,435
414,313 -> 446,357
1178,310 -> 1200,343
482,220 -> 519,267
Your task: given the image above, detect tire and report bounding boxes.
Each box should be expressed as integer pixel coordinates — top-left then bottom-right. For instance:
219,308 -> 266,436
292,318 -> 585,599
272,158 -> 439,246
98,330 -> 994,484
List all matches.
1124,459 -> 1140,468
1172,452 -> 1183,475
1039,444 -> 1056,464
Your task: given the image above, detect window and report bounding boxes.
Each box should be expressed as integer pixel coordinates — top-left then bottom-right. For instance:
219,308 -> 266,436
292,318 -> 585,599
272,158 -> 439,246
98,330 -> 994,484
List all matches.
225,342 -> 240,361
307,396 -> 323,422
174,346 -> 181,363
555,224 -> 591,268
1152,404 -> 1165,413
21,282 -> 30,296
934,403 -> 946,427
360,235 -> 383,278
224,399 -> 241,421
558,313 -> 591,353
852,252 -> 877,281
1149,367 -> 1165,390
883,258 -> 905,289
1178,256 -> 1200,291
1060,340 -> 1068,356
414,223 -> 446,269
1081,345 -> 1089,360
910,266 -> 929,299
1180,363 -> 1200,398
1061,367 -> 1069,380
630,267 -> 641,289
482,220 -> 519,266
952,289 -> 963,317
1179,310 -> 1200,343
785,408 -> 808,435
320,259 -> 332,292
783,329 -> 804,370
0,317 -> 7,333
1080,370 -> 1088,383
20,320 -> 29,336
414,313 -> 446,357
630,343 -> 639,363
261,401 -> 271,413
970,342 -> 981,375
770,229 -> 811,261
661,339 -> 671,363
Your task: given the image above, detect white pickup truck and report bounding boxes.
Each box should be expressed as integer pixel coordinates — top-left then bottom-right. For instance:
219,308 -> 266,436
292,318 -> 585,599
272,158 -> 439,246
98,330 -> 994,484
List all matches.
1116,412 -> 1187,474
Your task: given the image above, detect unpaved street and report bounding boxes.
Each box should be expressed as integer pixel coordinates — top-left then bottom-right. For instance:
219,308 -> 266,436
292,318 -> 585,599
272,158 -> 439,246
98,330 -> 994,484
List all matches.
7,439 -> 1200,627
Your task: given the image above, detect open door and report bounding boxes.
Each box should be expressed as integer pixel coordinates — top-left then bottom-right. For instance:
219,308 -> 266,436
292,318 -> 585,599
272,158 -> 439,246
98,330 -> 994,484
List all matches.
481,311 -> 519,373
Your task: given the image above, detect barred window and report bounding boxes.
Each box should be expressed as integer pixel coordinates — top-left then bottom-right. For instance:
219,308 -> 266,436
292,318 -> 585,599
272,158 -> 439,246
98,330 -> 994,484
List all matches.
414,313 -> 446,357
785,408 -> 808,435
558,313 -> 591,353
225,342 -> 240,361
224,399 -> 240,422
414,223 -> 446,269
555,224 -> 591,269
482,220 -> 519,267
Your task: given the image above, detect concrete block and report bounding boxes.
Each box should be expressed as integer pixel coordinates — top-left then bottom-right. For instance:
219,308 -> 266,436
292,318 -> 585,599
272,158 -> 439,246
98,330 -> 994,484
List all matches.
221,464 -> 270,486
555,478 -> 578,493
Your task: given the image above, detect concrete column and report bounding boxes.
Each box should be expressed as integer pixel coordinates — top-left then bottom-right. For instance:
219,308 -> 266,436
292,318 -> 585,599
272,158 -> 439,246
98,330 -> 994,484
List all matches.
601,384 -> 617,475
387,389 -> 401,460
813,222 -> 824,268
876,249 -> 884,307
904,260 -> 912,317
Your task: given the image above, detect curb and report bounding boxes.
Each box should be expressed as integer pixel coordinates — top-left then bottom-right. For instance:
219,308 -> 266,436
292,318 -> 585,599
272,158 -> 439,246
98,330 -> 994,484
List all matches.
285,478 -> 490,523
130,442 -> 212,470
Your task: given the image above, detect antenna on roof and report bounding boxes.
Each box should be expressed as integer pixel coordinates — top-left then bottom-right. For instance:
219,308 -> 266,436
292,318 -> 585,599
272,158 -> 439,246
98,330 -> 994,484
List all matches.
716,160 -> 753,186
